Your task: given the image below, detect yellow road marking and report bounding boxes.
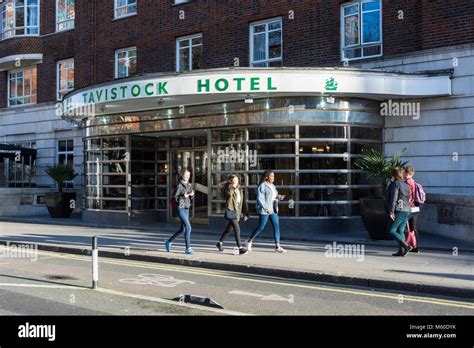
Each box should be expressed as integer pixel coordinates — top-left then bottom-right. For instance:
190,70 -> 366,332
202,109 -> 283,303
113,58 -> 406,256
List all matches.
33,250 -> 474,310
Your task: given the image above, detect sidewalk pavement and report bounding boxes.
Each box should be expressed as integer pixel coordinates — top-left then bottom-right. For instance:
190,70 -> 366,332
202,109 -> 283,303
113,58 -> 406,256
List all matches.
0,215 -> 473,299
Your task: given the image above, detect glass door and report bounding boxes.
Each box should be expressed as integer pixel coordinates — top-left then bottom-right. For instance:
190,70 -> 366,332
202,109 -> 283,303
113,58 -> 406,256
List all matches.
171,148 -> 209,224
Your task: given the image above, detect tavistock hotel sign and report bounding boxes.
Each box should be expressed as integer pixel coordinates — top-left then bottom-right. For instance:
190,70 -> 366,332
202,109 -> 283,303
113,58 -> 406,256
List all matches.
61,68 -> 451,117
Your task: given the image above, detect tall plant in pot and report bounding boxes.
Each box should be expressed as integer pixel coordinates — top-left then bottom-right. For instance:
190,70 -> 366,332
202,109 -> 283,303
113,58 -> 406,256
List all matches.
355,149 -> 408,240
44,164 -> 78,218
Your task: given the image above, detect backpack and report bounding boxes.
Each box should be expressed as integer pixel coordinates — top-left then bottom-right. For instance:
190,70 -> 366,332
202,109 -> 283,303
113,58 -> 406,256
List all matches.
170,186 -> 178,209
413,181 -> 426,205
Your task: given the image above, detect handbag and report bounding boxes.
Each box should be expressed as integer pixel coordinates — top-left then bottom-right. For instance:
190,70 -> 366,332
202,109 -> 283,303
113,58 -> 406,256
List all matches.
405,221 -> 417,249
225,210 -> 238,220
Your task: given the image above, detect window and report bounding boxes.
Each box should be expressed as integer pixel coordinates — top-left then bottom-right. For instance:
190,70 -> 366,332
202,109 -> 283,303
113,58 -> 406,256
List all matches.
8,67 -> 37,106
57,59 -> 74,100
174,0 -> 190,4
84,136 -> 128,211
176,34 -> 202,72
250,18 -> 282,67
1,0 -> 39,40
6,141 -> 36,187
58,139 -> 74,166
56,0 -> 74,31
114,0 -> 136,19
115,47 -> 137,78
341,0 -> 382,61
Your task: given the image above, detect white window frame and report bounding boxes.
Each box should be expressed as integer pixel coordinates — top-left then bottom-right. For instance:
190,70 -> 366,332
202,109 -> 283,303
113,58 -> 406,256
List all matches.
115,47 -> 137,79
340,0 -> 383,62
7,67 -> 37,107
57,58 -> 74,101
1,0 -> 40,40
114,0 -> 137,19
56,0 -> 75,32
176,33 -> 203,72
249,17 -> 283,67
57,139 -> 74,166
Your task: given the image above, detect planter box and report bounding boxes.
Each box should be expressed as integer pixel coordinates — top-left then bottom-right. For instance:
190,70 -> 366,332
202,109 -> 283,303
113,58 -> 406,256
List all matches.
44,192 -> 77,218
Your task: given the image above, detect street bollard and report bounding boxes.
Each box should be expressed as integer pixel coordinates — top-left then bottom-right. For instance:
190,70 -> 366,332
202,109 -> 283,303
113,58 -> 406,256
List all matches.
92,236 -> 98,289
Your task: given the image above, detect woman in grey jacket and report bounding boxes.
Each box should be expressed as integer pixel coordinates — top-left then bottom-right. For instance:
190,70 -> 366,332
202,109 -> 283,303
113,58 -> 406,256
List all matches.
246,170 -> 287,253
386,167 -> 413,256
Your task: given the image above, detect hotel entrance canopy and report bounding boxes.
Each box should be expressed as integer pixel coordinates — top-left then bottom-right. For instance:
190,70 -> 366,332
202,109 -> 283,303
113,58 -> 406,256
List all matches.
61,67 -> 452,120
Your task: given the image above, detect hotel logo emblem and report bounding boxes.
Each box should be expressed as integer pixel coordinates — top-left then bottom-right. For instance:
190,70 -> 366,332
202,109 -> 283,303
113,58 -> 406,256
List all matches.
325,77 -> 338,91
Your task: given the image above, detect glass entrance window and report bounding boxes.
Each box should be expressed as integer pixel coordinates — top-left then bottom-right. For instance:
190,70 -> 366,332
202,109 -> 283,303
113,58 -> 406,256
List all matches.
84,136 -> 128,211
210,125 -> 382,218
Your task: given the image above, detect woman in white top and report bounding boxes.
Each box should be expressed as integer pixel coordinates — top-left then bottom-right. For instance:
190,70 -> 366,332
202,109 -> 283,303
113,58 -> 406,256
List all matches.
246,170 -> 287,253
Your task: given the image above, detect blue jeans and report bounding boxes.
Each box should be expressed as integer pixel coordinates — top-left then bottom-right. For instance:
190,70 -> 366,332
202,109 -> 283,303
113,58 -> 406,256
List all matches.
388,211 -> 411,243
169,208 -> 192,249
249,213 -> 281,244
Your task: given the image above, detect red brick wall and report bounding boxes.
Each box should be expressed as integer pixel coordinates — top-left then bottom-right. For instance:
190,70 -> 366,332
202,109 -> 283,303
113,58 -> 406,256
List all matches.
0,0 -> 472,107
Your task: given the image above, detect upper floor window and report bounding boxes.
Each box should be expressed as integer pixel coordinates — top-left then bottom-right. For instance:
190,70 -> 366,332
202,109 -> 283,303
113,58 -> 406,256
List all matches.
176,34 -> 202,72
115,47 -> 137,78
250,18 -> 282,67
115,0 -> 136,19
57,59 -> 74,100
341,0 -> 382,61
8,67 -> 37,106
1,0 -> 39,40
56,0 -> 74,31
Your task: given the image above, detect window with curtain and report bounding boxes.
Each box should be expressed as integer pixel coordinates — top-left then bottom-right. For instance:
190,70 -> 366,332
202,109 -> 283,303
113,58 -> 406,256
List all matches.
250,18 -> 282,67
57,0 -> 74,31
115,47 -> 137,78
8,67 -> 37,106
115,0 -> 136,19
176,34 -> 202,72
341,0 -> 382,61
57,59 -> 74,100
1,0 -> 39,40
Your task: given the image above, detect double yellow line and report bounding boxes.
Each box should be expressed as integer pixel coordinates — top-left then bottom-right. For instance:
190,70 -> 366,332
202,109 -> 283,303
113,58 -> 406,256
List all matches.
36,250 -> 474,310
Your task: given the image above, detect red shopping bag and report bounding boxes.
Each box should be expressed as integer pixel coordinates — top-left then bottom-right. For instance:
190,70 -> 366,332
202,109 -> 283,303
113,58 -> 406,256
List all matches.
405,221 -> 417,249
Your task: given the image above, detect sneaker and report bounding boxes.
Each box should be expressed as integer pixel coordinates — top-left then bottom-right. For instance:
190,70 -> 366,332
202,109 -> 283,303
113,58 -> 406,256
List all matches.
239,247 -> 248,255
216,242 -> 224,252
245,240 -> 253,251
165,240 -> 171,253
275,246 -> 287,253
410,248 -> 419,253
185,248 -> 194,255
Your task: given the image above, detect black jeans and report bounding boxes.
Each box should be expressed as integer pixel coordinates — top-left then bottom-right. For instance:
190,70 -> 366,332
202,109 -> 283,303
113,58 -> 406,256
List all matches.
219,218 -> 242,248
408,212 -> 419,249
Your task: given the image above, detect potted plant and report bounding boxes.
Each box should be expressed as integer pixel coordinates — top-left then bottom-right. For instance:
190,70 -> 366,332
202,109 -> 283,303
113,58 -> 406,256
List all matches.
354,149 -> 408,240
44,164 -> 78,218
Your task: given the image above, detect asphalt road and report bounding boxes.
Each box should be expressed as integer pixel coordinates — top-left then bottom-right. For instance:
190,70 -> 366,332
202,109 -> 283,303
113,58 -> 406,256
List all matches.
0,249 -> 473,315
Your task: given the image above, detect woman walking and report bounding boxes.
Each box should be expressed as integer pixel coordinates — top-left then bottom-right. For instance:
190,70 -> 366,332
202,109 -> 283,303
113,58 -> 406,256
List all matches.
246,170 -> 287,253
405,166 -> 420,253
386,167 -> 412,256
165,169 -> 195,254
216,175 -> 249,255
